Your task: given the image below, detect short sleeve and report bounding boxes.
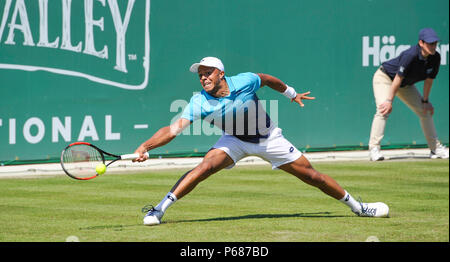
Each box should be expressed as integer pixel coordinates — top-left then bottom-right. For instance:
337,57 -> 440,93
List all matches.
233,72 -> 261,94
396,53 -> 415,77
428,54 -> 441,79
180,94 -> 203,122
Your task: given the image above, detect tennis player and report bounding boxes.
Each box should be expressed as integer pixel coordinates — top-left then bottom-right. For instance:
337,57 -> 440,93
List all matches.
134,57 -> 389,226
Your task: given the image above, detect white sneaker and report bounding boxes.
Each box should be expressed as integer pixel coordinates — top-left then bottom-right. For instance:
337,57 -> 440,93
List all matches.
353,202 -> 389,218
142,205 -> 164,226
430,144 -> 449,159
369,147 -> 385,161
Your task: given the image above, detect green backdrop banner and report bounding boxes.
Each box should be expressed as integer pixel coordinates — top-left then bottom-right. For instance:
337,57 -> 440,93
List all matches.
0,0 -> 448,163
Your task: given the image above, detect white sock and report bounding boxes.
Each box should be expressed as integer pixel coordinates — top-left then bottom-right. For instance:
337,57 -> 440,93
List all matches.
339,190 -> 361,213
155,192 -> 177,213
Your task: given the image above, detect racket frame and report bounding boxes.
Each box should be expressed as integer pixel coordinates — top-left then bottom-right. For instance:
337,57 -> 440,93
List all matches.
61,142 -> 122,180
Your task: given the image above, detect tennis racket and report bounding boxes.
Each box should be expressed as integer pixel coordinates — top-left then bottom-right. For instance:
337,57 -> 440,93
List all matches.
60,142 -> 149,180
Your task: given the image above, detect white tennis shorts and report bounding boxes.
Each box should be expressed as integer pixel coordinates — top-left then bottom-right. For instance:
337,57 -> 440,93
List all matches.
212,127 -> 303,169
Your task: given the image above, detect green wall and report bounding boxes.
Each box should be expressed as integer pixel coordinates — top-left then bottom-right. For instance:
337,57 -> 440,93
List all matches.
0,0 -> 448,163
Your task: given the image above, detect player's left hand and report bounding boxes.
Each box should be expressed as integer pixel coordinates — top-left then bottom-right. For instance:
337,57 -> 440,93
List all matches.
422,102 -> 434,116
292,91 -> 315,107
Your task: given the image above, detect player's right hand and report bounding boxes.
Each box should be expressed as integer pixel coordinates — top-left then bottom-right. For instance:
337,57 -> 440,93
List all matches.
379,100 -> 393,116
133,146 -> 149,162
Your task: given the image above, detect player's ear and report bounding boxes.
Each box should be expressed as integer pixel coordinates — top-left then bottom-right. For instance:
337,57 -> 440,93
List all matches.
418,39 -> 424,47
219,70 -> 225,80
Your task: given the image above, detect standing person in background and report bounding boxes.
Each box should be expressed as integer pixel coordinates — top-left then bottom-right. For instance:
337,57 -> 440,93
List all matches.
368,28 -> 449,161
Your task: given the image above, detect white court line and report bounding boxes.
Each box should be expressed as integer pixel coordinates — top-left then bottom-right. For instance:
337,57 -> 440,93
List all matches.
0,149 -> 436,179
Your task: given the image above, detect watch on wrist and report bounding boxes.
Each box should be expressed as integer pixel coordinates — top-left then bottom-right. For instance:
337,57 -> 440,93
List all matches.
421,98 -> 429,103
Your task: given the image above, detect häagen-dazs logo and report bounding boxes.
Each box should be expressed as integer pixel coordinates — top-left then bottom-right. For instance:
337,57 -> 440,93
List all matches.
362,35 -> 449,67
0,0 -> 150,90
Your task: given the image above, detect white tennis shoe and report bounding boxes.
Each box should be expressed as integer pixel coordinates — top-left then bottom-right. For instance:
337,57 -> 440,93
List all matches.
142,205 -> 164,226
369,147 -> 385,161
353,202 -> 389,218
430,144 -> 449,159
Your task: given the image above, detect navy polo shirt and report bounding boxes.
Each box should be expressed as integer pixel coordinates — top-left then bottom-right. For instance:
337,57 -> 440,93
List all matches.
381,44 -> 441,87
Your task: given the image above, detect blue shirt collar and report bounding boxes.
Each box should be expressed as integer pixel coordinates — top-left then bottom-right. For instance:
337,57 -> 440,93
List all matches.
417,44 -> 426,61
225,76 -> 235,93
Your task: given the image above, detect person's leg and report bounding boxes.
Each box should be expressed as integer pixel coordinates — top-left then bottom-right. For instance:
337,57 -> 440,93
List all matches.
368,69 -> 393,160
257,129 -> 362,213
278,156 -> 345,200
143,148 -> 235,225
278,156 -> 389,217
171,148 -> 235,199
396,85 -> 439,152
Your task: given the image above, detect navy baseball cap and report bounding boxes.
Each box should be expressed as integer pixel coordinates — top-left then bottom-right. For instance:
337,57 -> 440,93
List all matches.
419,28 -> 440,43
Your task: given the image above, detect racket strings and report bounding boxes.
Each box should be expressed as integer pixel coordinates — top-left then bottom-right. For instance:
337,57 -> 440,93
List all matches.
62,145 -> 103,179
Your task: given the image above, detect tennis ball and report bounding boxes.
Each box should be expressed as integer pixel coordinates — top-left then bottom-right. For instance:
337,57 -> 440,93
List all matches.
96,164 -> 107,175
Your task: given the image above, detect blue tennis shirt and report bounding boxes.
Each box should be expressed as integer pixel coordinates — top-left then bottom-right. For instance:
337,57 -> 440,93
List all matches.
181,72 -> 274,143
381,44 -> 441,87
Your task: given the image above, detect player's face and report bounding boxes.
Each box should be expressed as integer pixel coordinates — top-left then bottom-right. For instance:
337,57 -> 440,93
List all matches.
419,40 -> 438,56
198,66 -> 223,92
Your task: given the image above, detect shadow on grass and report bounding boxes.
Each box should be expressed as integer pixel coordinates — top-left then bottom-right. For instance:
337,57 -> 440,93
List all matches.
79,212 -> 348,230
79,224 -> 141,231
386,155 -> 430,160
168,211 -> 348,224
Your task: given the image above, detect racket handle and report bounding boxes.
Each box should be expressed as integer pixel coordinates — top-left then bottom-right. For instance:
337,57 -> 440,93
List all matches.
120,152 -> 150,160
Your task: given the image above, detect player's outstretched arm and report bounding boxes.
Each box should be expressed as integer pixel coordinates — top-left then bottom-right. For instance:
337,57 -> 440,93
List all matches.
257,73 -> 315,107
133,118 -> 191,162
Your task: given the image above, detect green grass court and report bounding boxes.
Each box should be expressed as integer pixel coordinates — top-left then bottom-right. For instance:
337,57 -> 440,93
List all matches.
0,159 -> 448,242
